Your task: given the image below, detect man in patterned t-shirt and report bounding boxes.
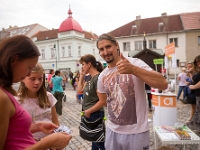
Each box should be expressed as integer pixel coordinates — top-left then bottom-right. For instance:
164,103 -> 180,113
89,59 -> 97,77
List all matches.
96,33 -> 168,150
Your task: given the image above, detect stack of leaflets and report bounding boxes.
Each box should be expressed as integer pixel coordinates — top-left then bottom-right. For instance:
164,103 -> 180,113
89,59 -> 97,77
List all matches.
54,125 -> 72,134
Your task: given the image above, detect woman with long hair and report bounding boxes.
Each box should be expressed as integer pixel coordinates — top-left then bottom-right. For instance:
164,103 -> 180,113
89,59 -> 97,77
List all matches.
18,63 -> 59,143
184,61 -> 196,122
77,54 -> 106,150
187,55 -> 200,132
0,35 -> 71,150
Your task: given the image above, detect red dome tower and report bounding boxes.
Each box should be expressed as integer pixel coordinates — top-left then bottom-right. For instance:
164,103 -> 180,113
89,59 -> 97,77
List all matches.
58,7 -> 83,33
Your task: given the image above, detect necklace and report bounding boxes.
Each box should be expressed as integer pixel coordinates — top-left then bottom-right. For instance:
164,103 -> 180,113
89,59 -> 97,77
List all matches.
88,73 -> 99,90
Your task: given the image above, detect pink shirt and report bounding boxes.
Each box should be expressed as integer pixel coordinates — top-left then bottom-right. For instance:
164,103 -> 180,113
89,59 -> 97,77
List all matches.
2,88 -> 36,150
48,74 -> 53,88
178,72 -> 187,86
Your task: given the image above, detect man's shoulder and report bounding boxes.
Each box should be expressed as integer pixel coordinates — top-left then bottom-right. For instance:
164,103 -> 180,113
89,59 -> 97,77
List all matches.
100,67 -> 110,75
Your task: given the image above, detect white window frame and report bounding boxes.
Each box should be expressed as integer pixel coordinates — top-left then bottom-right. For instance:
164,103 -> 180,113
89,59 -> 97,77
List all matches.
51,48 -> 56,58
149,40 -> 156,49
135,41 -> 143,50
62,46 -> 65,57
78,46 -> 81,56
123,42 -> 131,51
68,46 -> 71,56
41,49 -> 45,59
93,48 -> 95,55
169,38 -> 178,47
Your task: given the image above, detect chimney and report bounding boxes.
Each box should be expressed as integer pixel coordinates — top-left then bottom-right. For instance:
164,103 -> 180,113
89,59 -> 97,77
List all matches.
161,12 -> 167,16
158,22 -> 165,32
131,25 -> 137,35
9,25 -> 12,28
159,22 -> 164,26
136,15 -> 141,20
132,25 -> 137,29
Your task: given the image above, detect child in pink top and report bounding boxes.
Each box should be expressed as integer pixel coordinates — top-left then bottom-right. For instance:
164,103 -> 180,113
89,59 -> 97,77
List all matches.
48,69 -> 55,92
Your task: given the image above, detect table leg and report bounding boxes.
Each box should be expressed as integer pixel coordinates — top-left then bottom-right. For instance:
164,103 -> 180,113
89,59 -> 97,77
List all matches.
154,132 -> 159,149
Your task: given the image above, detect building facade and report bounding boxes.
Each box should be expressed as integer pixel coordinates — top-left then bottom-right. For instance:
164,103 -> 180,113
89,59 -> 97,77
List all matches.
1,11 -> 199,75
32,8 -> 99,73
109,12 -> 200,75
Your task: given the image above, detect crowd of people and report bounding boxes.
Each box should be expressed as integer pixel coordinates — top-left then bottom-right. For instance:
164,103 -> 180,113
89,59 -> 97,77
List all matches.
0,33 -> 199,149
176,56 -> 200,131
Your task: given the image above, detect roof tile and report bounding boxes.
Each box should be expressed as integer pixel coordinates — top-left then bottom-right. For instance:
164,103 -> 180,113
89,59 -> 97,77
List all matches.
109,14 -> 184,37
180,12 -> 200,30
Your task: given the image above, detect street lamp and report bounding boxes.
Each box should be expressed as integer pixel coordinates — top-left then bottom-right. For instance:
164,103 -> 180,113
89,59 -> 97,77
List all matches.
54,44 -> 57,70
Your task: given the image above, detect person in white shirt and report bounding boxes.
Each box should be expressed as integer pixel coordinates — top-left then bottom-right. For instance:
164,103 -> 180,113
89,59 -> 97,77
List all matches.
177,67 -> 187,101
96,33 -> 168,150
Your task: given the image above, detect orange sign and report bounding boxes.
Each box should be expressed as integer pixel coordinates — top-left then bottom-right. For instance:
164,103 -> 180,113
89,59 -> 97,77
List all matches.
152,95 -> 158,106
160,96 -> 176,107
152,95 -> 176,107
165,42 -> 175,56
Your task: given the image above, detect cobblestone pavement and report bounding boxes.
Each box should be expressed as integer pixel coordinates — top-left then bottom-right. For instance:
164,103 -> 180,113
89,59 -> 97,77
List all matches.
60,83 -> 199,150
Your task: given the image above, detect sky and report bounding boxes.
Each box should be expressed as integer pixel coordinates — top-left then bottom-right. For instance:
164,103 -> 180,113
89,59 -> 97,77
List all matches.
0,0 -> 200,35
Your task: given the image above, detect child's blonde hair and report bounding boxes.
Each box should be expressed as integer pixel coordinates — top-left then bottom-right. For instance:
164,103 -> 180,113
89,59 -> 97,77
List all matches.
18,63 -> 51,108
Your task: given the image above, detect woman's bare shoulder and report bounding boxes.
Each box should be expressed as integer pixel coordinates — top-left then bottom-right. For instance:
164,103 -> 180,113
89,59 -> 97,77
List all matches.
0,89 -> 14,116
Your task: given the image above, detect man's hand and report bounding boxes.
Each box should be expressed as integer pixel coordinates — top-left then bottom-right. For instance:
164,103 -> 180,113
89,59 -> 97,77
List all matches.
116,53 -> 134,74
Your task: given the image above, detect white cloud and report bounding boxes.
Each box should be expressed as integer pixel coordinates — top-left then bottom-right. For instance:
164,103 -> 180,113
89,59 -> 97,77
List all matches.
0,0 -> 200,35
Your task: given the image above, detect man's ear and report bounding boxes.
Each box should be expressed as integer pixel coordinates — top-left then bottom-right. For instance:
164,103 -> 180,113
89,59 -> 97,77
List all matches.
116,43 -> 120,55
117,49 -> 120,55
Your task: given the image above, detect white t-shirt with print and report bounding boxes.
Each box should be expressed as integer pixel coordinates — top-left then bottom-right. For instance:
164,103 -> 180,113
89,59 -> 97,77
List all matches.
19,92 -> 57,139
97,57 -> 152,134
178,72 -> 187,86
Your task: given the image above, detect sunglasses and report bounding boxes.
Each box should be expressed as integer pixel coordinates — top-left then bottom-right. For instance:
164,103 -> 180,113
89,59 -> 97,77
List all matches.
188,60 -> 193,64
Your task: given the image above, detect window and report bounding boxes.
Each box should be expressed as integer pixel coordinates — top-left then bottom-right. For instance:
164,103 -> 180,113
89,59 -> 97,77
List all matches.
135,41 -> 143,50
169,38 -> 178,47
51,48 -> 56,58
93,48 -> 95,55
198,36 -> 200,45
78,46 -> 81,56
149,40 -> 156,49
10,30 -> 17,37
62,46 -> 65,57
68,46 -> 71,56
123,42 -> 130,51
177,59 -> 180,67
41,49 -> 45,59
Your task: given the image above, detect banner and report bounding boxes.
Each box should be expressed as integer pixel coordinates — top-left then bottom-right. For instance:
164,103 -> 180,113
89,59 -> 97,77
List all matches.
165,42 -> 175,56
171,54 -> 177,68
153,59 -> 164,65
164,56 -> 168,69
